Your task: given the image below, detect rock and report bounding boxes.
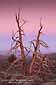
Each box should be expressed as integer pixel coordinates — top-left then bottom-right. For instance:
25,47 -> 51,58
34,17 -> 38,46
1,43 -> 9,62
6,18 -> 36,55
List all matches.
41,81 -> 56,85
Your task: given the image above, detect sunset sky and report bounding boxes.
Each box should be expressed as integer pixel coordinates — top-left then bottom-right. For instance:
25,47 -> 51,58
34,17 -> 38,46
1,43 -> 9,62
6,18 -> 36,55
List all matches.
0,0 -> 56,53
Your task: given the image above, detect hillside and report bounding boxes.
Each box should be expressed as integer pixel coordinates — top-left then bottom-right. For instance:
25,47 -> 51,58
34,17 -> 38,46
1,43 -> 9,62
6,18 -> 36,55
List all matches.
0,52 -> 56,85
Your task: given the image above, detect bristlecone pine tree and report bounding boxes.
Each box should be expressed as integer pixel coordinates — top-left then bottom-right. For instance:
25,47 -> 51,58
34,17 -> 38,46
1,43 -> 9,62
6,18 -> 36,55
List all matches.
6,10 -> 50,76
29,19 -> 49,75
6,9 -> 29,75
12,9 -> 26,61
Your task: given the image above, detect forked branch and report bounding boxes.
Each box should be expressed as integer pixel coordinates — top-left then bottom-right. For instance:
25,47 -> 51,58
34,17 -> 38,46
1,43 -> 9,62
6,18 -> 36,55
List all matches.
29,19 -> 48,75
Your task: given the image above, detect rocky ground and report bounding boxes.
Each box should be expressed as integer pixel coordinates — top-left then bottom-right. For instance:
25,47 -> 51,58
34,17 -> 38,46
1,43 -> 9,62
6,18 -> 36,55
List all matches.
0,53 -> 56,85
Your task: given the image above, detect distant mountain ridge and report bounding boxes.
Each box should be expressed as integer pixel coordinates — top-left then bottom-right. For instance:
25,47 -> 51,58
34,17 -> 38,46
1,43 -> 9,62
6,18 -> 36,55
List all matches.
0,50 -> 56,61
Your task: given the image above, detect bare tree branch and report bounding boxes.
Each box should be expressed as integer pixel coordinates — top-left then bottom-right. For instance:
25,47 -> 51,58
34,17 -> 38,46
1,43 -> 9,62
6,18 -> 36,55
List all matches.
29,19 -> 48,75
39,40 -> 48,48
10,9 -> 28,75
20,19 -> 27,28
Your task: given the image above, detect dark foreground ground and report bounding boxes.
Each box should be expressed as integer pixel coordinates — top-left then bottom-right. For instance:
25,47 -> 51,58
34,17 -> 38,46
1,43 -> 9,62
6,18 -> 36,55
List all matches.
0,53 -> 56,85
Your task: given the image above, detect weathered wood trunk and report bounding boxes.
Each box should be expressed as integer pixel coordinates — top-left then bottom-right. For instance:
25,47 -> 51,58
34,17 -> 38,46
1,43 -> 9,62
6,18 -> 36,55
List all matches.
29,21 -> 43,75
16,12 -> 27,75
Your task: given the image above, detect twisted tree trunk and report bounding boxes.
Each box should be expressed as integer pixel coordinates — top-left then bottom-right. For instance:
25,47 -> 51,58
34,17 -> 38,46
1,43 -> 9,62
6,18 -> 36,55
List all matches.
15,11 -> 27,75
29,21 -> 43,75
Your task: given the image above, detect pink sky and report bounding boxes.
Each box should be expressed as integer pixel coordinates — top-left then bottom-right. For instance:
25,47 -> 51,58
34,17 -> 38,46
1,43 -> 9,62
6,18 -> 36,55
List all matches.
0,0 -> 56,35
0,0 -> 56,52
0,8 -> 56,35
